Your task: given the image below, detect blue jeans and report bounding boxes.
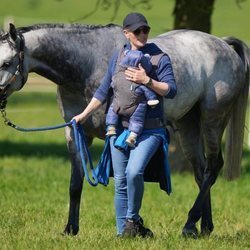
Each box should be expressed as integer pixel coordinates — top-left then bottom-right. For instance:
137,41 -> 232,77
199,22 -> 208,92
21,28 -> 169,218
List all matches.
109,133 -> 162,235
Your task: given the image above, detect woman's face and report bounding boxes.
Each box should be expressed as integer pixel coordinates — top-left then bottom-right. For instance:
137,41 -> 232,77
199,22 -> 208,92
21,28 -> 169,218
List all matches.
124,26 -> 150,50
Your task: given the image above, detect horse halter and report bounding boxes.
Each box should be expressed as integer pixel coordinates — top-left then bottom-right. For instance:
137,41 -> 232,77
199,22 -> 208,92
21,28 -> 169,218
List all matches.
0,31 -> 26,121
1,31 -> 25,94
10,31 -> 26,90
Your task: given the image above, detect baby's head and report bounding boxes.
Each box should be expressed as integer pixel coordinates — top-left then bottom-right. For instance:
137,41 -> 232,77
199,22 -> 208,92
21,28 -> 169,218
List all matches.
120,50 -> 152,74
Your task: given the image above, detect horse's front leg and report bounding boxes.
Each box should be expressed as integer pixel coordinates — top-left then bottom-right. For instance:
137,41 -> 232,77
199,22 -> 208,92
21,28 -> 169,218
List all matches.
63,126 -> 84,236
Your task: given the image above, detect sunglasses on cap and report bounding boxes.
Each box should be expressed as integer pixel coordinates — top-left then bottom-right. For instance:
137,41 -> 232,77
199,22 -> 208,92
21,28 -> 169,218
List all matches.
133,26 -> 150,36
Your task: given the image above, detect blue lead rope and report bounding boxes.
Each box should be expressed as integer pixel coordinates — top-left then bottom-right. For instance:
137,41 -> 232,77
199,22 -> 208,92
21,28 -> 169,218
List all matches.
71,119 -> 98,186
4,118 -> 99,186
7,120 -> 72,132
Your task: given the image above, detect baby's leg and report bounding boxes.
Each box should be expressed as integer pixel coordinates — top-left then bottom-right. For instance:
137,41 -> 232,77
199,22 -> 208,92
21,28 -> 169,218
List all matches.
126,131 -> 138,148
106,103 -> 119,135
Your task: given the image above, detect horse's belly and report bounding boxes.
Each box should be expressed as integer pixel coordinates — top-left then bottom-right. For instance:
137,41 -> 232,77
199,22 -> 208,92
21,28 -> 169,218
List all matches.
164,97 -> 197,121
163,76 -> 203,121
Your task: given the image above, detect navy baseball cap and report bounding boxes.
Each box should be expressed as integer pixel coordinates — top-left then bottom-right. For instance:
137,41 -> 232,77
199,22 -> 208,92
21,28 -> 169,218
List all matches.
122,12 -> 150,31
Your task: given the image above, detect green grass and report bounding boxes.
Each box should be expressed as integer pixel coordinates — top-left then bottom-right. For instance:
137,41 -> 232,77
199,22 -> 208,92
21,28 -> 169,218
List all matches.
0,89 -> 249,249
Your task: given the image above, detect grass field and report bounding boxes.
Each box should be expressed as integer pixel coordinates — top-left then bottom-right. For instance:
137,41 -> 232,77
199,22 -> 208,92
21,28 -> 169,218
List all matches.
0,87 -> 249,249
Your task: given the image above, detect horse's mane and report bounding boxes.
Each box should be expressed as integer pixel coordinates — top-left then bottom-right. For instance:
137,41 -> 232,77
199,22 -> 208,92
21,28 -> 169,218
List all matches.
17,23 -> 120,34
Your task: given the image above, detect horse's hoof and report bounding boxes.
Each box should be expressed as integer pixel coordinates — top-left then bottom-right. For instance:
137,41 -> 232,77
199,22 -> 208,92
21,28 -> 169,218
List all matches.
201,222 -> 214,237
63,224 -> 79,236
200,228 -> 213,237
182,226 -> 198,239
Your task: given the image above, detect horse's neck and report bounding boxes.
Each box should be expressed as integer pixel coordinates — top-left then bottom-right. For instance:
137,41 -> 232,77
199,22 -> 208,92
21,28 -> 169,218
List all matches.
24,28 -> 71,84
22,25 -> 125,86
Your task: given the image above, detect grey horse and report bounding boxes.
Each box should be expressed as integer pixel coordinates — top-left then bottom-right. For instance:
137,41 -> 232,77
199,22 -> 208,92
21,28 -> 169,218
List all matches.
0,23 -> 249,238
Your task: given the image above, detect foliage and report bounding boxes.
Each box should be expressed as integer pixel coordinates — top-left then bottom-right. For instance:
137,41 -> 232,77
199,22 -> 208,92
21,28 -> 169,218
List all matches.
0,0 -> 249,43
72,0 -> 152,22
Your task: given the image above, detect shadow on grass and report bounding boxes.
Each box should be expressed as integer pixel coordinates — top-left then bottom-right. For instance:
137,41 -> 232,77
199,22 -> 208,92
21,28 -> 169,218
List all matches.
0,140 -> 104,162
1,139 -> 249,175
241,147 -> 250,175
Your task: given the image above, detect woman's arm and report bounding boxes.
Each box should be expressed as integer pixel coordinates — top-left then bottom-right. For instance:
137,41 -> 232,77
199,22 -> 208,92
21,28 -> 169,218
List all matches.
72,97 -> 102,124
141,74 -> 170,96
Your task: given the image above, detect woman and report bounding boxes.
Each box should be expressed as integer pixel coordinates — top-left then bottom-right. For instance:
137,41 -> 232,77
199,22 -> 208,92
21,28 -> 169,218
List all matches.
73,12 -> 177,238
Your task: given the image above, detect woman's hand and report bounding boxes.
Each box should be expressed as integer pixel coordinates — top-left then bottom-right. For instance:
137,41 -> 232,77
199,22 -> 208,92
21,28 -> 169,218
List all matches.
71,97 -> 102,124
125,64 -> 148,84
125,64 -> 170,96
71,113 -> 87,124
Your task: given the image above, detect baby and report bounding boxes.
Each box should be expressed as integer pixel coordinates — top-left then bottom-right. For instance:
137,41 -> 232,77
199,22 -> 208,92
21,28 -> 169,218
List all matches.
106,49 -> 159,147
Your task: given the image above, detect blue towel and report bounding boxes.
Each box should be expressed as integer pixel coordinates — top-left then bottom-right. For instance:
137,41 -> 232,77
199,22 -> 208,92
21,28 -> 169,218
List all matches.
114,129 -> 130,152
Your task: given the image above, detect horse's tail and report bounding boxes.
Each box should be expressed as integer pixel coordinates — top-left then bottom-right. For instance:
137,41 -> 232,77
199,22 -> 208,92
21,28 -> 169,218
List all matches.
223,37 -> 250,180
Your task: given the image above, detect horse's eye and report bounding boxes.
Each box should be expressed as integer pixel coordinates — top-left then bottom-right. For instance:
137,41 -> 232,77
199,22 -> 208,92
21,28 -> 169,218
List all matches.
1,62 -> 11,69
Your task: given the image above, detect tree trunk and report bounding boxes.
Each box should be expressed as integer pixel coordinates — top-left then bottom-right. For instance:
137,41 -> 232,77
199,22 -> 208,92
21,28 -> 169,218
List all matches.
173,0 -> 215,33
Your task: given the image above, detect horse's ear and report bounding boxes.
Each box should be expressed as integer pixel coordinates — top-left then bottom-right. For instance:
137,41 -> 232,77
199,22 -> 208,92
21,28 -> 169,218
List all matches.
9,23 -> 17,41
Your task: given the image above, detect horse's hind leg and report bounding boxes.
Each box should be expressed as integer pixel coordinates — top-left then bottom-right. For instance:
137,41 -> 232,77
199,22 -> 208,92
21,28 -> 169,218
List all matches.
200,149 -> 223,236
175,105 -> 211,238
200,191 -> 212,235
184,149 -> 223,234
181,109 -> 225,238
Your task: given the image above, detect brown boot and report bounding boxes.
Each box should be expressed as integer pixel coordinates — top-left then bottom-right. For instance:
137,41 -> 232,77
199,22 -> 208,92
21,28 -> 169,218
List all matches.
122,218 -> 154,238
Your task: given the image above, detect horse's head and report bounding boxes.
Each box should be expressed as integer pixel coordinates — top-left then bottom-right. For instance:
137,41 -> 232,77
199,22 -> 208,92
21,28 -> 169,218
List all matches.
0,23 -> 27,107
